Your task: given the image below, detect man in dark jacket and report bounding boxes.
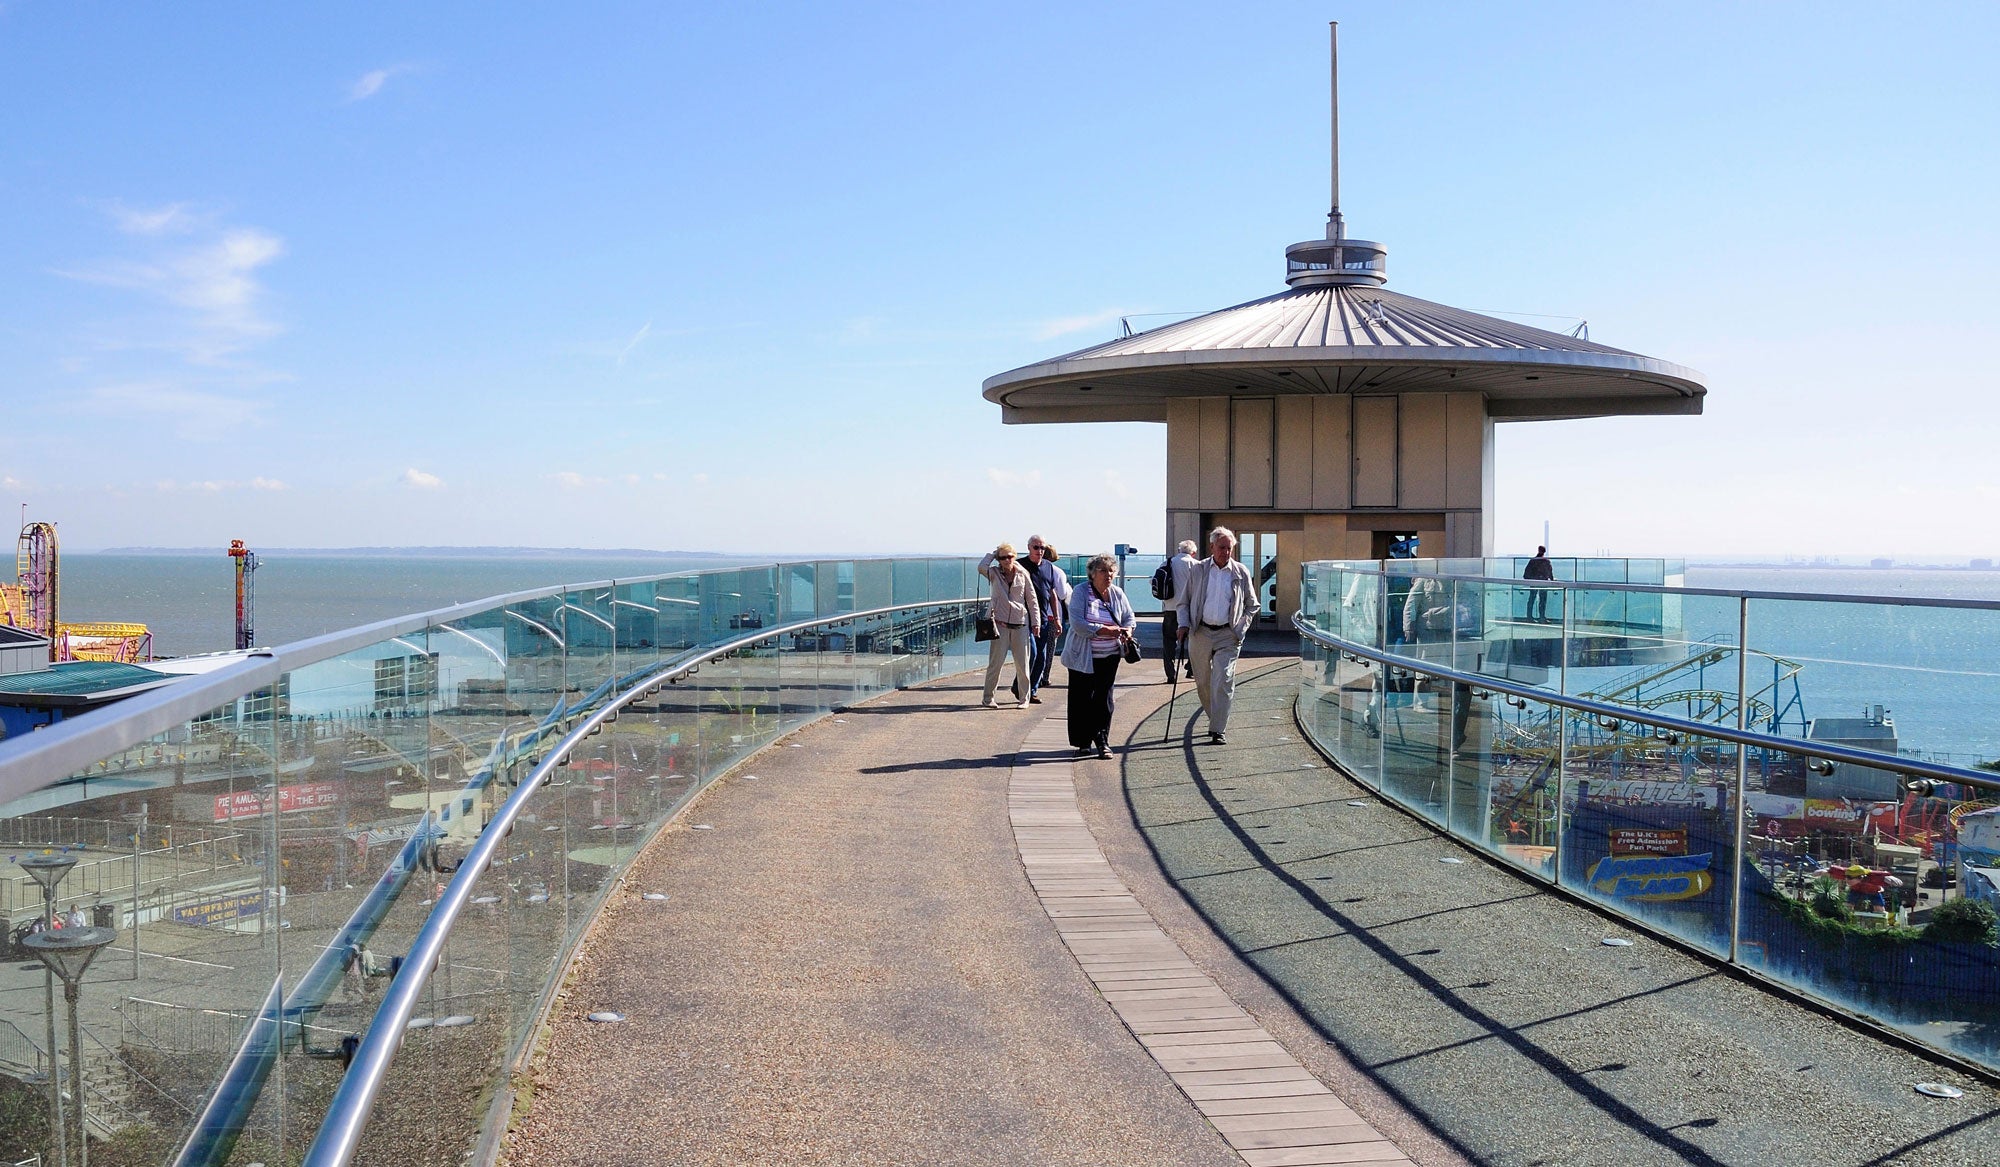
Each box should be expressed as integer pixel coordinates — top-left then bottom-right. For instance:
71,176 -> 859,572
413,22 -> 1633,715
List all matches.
1523,546 -> 1556,622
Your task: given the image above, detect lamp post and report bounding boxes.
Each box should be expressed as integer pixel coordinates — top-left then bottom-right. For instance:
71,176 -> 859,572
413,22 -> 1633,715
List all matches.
19,853 -> 77,1167
25,926 -> 118,1167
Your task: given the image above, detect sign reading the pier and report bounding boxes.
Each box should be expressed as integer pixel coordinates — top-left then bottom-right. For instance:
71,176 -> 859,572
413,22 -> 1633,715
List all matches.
213,782 -> 340,822
1585,853 -> 1714,902
170,891 -> 266,928
1609,828 -> 1687,857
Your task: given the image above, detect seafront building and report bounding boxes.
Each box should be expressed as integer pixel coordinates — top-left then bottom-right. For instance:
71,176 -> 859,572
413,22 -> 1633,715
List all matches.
984,25 -> 1703,623
0,26 -> 1998,1167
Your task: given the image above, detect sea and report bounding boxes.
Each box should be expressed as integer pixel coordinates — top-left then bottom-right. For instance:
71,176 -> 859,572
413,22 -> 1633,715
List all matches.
46,555 -> 2000,767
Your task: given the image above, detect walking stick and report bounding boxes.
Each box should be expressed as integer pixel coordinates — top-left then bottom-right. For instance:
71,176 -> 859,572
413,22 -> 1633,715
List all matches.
1164,630 -> 1180,743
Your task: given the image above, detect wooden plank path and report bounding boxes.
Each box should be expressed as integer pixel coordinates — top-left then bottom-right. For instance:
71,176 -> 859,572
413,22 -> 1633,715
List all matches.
1009,716 -> 1414,1167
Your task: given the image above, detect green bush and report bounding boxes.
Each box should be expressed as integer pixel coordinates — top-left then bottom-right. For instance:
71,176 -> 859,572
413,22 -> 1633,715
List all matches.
1809,877 -> 1855,923
1925,897 -> 2000,946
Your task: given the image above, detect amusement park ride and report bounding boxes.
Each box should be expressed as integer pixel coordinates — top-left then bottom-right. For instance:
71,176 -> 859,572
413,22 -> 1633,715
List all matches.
0,518 -> 153,663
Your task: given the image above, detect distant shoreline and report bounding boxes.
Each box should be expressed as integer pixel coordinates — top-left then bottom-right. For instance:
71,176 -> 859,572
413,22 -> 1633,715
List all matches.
86,546 -> 749,559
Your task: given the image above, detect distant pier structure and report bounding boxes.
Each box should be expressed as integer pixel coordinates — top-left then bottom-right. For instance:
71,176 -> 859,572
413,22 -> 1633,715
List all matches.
983,25 -> 1707,621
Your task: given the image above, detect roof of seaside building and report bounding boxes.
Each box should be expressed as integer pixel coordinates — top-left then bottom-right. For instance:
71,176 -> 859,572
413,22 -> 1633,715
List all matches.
983,28 -> 1707,426
982,272 -> 1708,424
0,660 -> 179,708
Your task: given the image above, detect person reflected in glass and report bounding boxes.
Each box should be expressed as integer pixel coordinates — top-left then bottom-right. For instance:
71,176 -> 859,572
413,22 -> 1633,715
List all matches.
1062,554 -> 1136,758
978,543 -> 1041,709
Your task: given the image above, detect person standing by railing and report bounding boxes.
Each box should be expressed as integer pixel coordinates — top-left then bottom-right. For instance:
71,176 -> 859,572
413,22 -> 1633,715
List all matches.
1175,527 -> 1257,745
978,544 -> 1041,709
1524,545 -> 1556,623
1062,554 -> 1137,758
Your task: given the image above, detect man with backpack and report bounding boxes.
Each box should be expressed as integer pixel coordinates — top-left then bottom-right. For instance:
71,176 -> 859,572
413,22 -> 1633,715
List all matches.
1153,540 -> 1199,683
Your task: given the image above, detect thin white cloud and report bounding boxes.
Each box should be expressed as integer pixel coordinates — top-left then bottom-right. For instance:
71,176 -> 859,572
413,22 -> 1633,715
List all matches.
402,468 -> 444,490
85,383 -> 265,441
692,472 -> 710,487
616,321 -> 652,366
58,224 -> 286,360
987,467 -> 1042,489
346,64 -> 414,103
1,475 -> 24,490
1033,309 -> 1129,341
107,201 -> 198,236
1101,469 -> 1132,500
547,471 -> 609,489
151,477 -> 286,494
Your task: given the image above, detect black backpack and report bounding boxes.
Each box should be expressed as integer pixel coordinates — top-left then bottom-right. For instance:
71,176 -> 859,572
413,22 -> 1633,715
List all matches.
1150,560 -> 1175,600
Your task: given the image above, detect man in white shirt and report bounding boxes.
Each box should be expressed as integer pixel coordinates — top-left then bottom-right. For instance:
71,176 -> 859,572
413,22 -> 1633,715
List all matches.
1174,526 -> 1258,744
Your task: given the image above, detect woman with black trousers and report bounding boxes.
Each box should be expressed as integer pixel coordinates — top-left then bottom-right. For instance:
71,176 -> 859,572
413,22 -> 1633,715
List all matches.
1061,554 -> 1137,759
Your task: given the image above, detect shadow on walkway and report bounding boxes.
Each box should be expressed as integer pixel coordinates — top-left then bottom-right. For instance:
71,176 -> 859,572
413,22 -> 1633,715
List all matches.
1124,660 -> 2000,1167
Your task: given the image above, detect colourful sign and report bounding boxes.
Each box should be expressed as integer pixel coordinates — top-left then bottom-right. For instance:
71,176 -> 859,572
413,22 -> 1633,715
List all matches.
1575,780 -> 1721,809
213,782 -> 340,822
169,891 -> 266,927
1610,828 -> 1687,856
1586,853 -> 1715,901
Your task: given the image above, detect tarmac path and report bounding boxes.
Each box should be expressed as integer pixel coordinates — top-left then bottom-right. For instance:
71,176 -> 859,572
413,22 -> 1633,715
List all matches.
504,673 -> 1253,1166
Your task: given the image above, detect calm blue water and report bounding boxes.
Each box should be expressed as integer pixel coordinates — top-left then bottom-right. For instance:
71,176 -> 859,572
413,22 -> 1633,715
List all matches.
49,556 -> 2000,765
56,553 -> 765,657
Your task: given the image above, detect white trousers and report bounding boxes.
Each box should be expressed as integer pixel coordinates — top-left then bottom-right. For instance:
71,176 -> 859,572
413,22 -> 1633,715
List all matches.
983,623 -> 1032,704
1188,624 -> 1243,733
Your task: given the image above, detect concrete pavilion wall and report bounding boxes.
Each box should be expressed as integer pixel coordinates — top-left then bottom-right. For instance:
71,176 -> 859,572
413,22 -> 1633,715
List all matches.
1164,391 -> 1494,622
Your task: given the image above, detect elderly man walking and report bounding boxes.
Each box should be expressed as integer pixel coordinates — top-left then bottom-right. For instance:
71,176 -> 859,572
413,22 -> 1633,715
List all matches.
1175,527 -> 1257,744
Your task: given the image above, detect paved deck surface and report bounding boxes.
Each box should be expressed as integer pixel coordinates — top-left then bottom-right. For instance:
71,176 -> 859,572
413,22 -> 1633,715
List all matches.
1128,660 -> 2000,1167
507,671 -> 1403,1166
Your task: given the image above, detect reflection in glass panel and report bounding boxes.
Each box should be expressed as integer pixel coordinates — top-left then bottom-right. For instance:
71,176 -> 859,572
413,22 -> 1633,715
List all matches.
1736,748 -> 2000,1068
1558,718 -> 1737,957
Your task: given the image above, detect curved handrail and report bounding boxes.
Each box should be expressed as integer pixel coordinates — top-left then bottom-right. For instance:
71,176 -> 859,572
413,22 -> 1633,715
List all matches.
1312,560 -> 2000,612
300,598 -> 979,1166
0,555 -> 959,799
1293,614 -> 2000,796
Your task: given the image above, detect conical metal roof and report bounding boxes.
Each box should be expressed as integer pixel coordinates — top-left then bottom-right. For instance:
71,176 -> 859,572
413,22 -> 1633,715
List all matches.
983,283 -> 1705,424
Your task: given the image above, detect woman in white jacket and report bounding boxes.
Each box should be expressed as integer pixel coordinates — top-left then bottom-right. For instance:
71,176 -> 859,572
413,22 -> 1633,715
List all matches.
1061,554 -> 1137,758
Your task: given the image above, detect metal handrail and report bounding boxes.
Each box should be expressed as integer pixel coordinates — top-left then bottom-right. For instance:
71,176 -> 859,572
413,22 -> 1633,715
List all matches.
0,556 -> 973,799
300,598 -> 979,1166
1313,560 -> 2000,612
1294,615 -> 2000,796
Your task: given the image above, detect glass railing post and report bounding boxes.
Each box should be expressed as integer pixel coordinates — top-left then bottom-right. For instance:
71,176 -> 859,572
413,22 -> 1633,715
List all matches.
1553,584 -> 1570,889
1730,595 -> 1749,965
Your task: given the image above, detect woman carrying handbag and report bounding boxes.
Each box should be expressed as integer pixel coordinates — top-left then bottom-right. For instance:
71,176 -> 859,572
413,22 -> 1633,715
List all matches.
1061,553 -> 1138,759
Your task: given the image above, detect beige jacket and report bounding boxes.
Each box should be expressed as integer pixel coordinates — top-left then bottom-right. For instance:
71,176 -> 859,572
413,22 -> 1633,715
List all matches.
1175,556 -> 1257,641
978,552 -> 1042,635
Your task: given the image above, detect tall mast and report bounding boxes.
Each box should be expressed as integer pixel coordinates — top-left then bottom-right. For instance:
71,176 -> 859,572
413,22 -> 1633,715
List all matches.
1327,21 -> 1343,242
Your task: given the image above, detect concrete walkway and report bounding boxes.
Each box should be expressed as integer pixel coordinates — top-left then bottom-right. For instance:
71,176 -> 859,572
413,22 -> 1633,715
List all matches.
505,671 -> 1426,1166
1128,661 -> 2000,1167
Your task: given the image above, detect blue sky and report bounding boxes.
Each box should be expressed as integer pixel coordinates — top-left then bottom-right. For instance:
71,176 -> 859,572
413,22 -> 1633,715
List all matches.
2,2 -> 1995,559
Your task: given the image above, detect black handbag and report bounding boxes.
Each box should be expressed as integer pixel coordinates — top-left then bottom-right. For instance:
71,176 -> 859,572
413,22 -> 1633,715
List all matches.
975,610 -> 998,642
1121,637 -> 1141,664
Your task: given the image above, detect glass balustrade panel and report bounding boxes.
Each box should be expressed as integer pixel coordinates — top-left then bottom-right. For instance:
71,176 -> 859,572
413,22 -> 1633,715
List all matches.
1736,747 -> 2000,1072
1559,718 -> 1739,957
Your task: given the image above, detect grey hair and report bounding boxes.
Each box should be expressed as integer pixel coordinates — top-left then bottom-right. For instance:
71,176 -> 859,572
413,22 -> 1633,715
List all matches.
1207,526 -> 1237,550
1176,539 -> 1198,555
1086,553 -> 1118,577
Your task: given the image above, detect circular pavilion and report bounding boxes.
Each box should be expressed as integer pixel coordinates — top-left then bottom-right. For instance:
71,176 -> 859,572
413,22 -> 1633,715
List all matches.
981,26 -> 1706,622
